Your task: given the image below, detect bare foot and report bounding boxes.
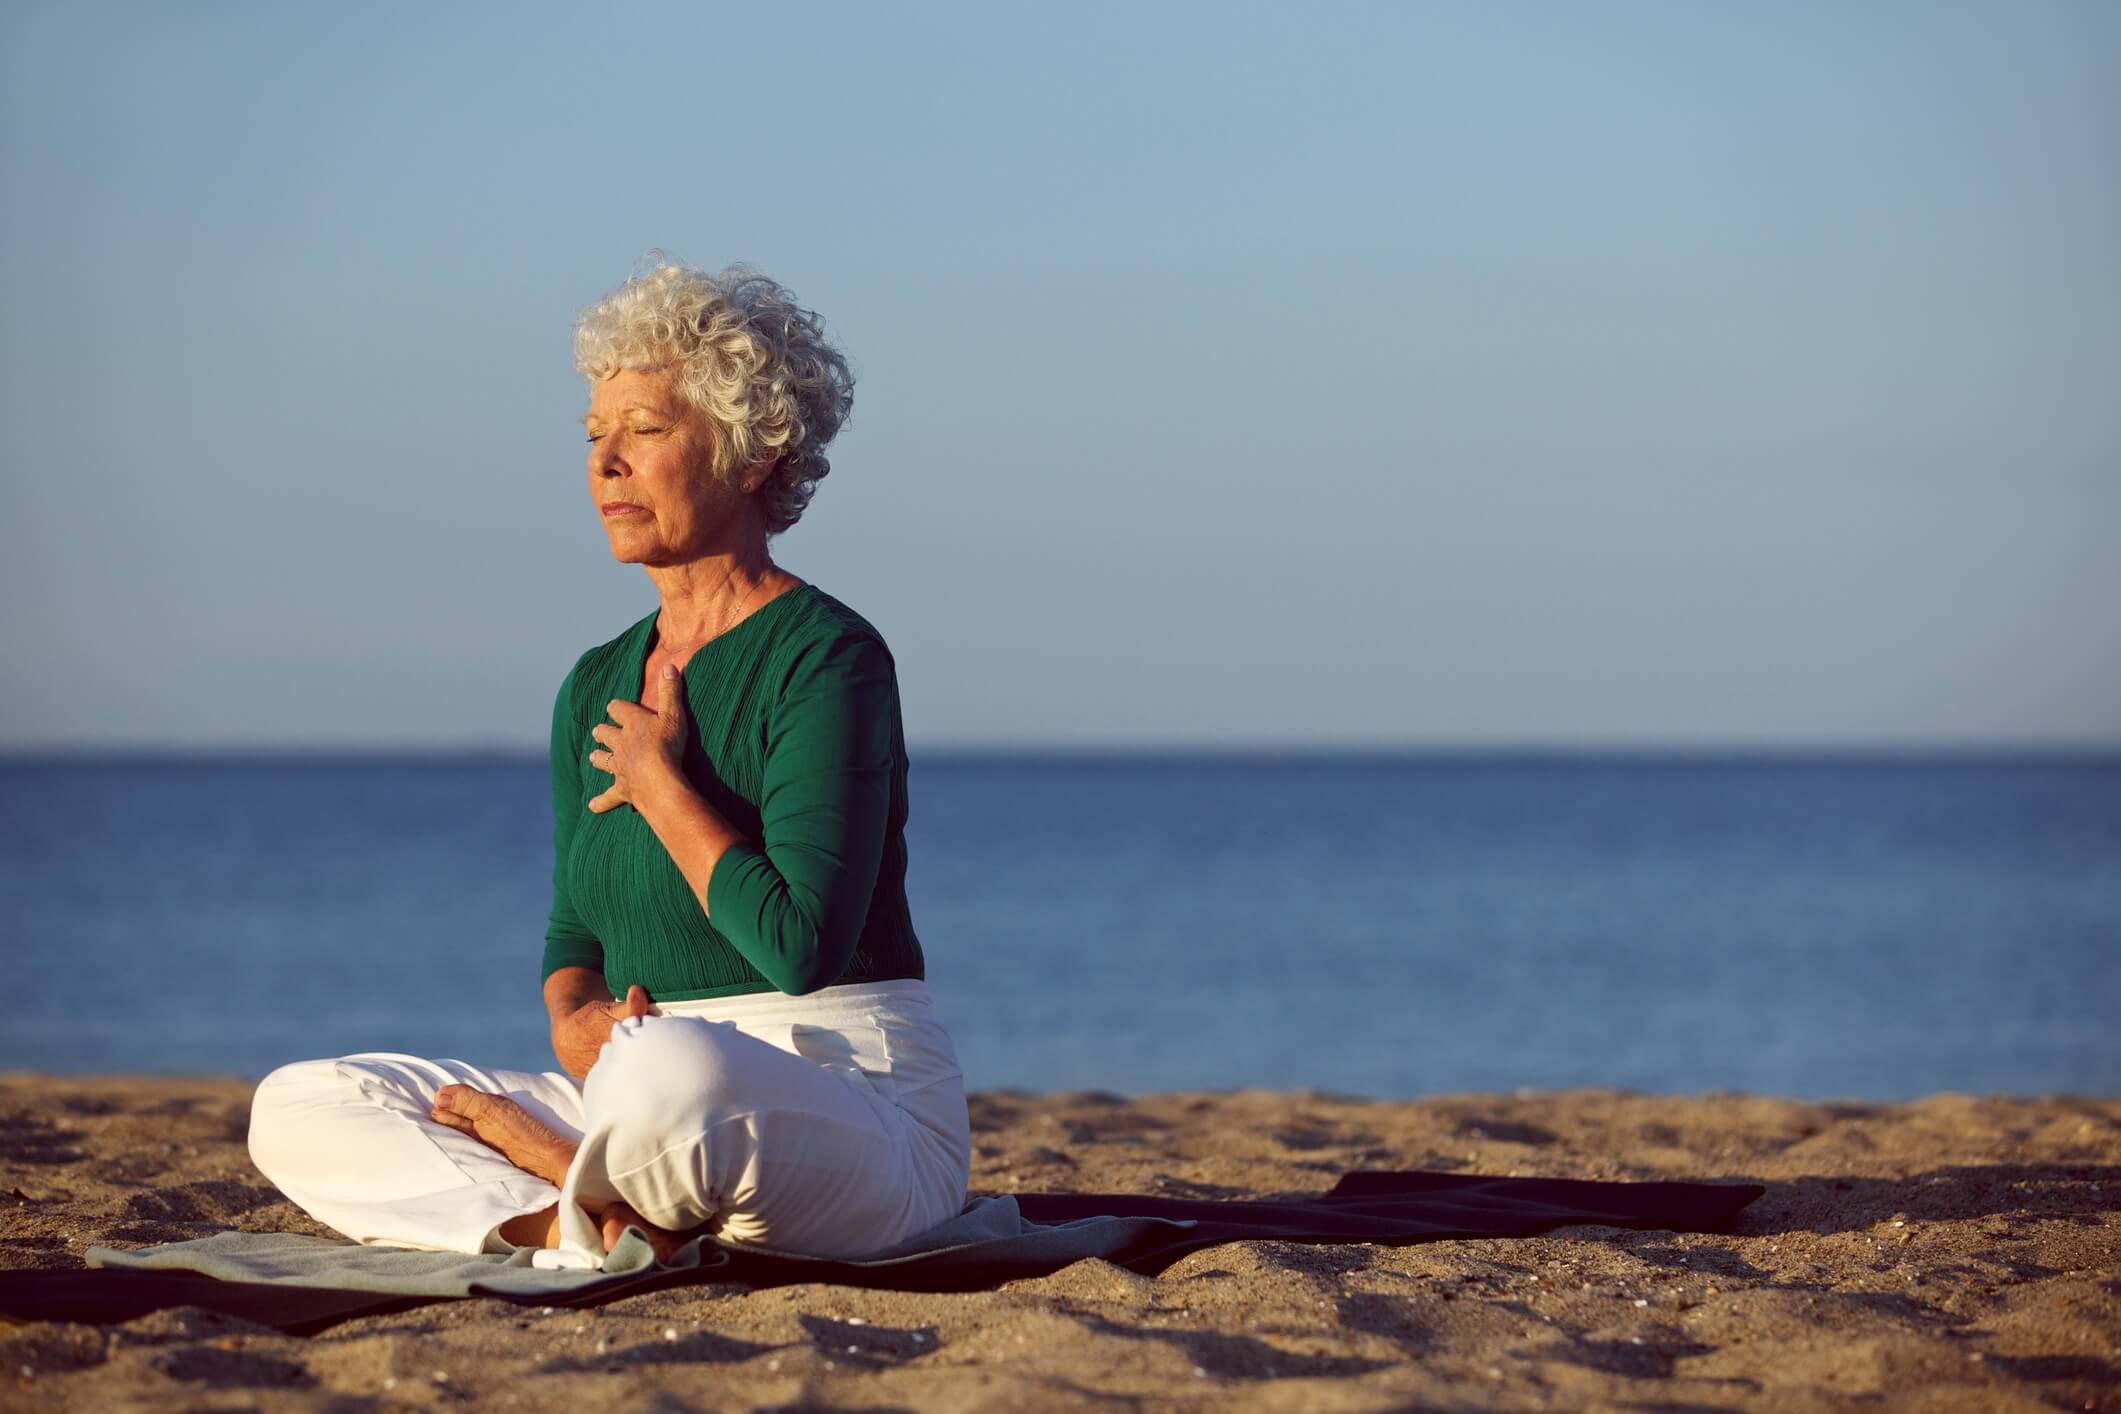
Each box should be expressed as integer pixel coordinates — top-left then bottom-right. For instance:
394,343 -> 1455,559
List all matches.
498,1202 -> 561,1250
432,1086 -> 700,1263
488,1199 -> 696,1262
598,1199 -> 700,1264
430,1085 -> 578,1188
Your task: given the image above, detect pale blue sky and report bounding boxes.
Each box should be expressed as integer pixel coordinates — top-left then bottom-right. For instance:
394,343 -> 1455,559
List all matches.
2,1 -> 2115,751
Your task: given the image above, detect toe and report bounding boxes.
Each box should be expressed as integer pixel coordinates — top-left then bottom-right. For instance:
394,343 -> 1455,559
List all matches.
436,1085 -> 504,1120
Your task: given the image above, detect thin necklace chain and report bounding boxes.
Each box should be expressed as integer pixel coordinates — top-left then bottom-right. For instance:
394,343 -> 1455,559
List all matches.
658,569 -> 775,658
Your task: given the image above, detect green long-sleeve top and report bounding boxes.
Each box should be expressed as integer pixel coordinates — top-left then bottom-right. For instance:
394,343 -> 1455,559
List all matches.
540,582 -> 927,999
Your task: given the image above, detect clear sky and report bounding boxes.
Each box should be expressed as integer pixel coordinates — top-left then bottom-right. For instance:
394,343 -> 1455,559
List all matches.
2,1 -> 2115,751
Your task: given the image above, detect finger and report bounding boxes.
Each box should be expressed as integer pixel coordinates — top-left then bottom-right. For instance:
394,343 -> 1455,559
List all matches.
605,698 -> 643,724
586,785 -> 626,814
588,746 -> 613,773
589,723 -> 611,746
626,984 -> 649,1019
656,661 -> 682,718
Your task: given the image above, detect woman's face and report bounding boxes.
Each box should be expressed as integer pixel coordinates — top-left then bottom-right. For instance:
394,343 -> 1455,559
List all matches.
583,365 -> 754,564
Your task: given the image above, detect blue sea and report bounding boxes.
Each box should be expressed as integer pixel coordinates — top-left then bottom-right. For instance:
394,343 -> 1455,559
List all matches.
1,754 -> 2114,1101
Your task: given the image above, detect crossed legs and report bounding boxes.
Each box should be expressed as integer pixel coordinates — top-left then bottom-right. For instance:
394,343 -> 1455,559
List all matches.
427,1084 -> 695,1260
249,1009 -> 961,1267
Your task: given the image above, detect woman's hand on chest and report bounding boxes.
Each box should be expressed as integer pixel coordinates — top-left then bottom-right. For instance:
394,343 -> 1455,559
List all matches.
588,662 -> 693,816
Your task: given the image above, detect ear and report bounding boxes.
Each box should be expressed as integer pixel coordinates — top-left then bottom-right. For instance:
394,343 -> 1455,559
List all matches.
740,455 -> 783,495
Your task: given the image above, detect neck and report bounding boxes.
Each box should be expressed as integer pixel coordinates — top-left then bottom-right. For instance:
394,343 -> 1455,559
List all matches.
643,538 -> 781,648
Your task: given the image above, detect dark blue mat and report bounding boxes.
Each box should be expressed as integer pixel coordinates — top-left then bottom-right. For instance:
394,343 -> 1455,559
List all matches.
0,1169 -> 1764,1335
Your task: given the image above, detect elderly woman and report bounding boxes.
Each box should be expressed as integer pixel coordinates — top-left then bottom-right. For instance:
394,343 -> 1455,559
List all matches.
245,260 -> 972,1269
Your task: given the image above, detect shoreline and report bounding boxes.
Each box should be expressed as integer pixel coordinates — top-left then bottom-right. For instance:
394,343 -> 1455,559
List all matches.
8,1069 -> 2108,1105
2,1077 -> 2114,1409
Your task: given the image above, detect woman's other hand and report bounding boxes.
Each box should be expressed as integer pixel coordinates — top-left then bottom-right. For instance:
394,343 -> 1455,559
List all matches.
550,983 -> 655,1081
588,664 -> 691,815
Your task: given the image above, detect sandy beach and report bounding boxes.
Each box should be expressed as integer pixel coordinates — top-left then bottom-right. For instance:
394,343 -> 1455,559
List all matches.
1,1074 -> 2115,1411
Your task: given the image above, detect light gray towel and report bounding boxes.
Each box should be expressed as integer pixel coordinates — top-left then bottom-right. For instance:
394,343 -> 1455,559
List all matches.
85,1195 -> 1197,1301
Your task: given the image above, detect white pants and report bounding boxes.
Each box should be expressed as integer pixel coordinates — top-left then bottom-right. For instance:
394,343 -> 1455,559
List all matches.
246,978 -> 973,1269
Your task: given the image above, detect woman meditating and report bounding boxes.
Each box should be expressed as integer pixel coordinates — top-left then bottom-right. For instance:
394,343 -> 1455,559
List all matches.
246,259 -> 972,1270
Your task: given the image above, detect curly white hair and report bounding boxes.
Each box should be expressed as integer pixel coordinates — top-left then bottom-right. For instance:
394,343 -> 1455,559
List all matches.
572,255 -> 855,536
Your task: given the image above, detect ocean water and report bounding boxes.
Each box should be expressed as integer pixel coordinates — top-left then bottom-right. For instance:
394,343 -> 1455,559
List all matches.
0,753 -> 2114,1101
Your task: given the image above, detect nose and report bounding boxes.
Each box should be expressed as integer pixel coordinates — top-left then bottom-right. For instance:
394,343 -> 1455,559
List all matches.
589,440 -> 625,479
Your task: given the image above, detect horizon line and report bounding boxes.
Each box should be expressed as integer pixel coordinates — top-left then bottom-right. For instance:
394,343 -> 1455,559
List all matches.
3,741 -> 2118,765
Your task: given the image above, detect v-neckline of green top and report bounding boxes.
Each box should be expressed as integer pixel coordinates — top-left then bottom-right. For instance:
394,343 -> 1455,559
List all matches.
631,580 -> 818,685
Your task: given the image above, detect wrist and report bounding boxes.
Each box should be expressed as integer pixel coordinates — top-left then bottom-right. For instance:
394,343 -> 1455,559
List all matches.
634,775 -> 748,917
543,968 -> 611,1024
632,767 -> 698,826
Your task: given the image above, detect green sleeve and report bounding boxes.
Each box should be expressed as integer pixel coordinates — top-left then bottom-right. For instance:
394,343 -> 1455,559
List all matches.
705,632 -> 896,995
541,662 -> 605,982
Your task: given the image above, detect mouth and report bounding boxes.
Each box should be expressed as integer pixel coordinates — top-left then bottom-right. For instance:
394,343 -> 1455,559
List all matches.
601,503 -> 648,518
